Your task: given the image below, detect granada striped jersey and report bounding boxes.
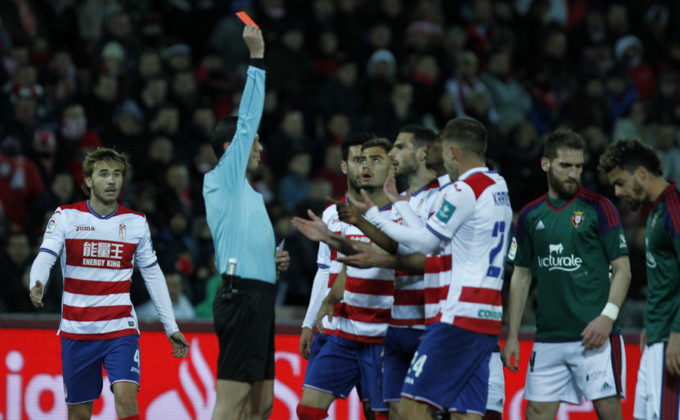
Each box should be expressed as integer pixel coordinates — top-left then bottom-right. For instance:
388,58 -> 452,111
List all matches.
333,205 -> 395,343
39,201 -> 164,340
305,200 -> 349,334
644,183 -> 680,344
509,187 -> 628,340
425,167 -> 512,336
389,178 -> 441,329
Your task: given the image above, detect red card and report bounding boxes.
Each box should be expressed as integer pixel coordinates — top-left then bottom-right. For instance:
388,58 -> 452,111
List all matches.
236,11 -> 260,29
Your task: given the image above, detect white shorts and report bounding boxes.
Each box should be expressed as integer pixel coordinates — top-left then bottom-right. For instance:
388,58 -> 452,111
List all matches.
487,351 -> 505,413
524,336 -> 626,404
634,342 -> 680,420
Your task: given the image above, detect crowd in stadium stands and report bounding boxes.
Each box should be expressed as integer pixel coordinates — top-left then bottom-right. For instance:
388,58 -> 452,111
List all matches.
0,0 -> 678,328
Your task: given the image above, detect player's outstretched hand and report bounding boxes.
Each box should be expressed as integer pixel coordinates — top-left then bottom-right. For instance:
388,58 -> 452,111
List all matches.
29,281 -> 44,308
337,243 -> 384,268
346,189 -> 376,214
243,25 -> 264,59
501,337 -> 520,372
299,327 -> 313,360
291,210 -> 330,243
331,197 -> 361,226
169,331 -> 190,358
384,175 -> 409,204
580,315 -> 612,350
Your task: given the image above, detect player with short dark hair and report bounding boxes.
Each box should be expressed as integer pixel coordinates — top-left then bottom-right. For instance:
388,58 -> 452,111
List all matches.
599,138 -> 680,420
502,128 -> 631,420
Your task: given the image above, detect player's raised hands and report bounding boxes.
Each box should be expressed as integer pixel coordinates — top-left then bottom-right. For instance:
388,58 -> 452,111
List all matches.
169,331 -> 190,358
291,210 -> 330,243
384,175 -> 410,204
346,189 -> 376,214
29,281 -> 44,308
330,197 -> 361,225
242,25 -> 264,59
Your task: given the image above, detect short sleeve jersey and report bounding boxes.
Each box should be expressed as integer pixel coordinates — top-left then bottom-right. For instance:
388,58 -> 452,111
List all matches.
644,184 -> 680,344
426,168 -> 512,335
40,201 -> 157,340
389,179 -> 440,329
508,188 -> 628,340
334,205 -> 395,343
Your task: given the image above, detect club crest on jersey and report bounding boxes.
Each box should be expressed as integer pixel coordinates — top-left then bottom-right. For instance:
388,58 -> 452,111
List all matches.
46,218 -> 56,233
436,200 -> 456,223
119,224 -> 126,239
571,211 -> 585,228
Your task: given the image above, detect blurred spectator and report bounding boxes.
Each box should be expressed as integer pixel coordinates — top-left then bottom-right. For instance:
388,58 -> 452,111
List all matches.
101,99 -> 146,156
653,123 -> 680,183
149,102 -> 180,141
28,170 -> 75,237
137,78 -> 168,121
317,60 -> 364,124
83,73 -> 119,131
480,49 -> 532,134
375,82 -> 419,137
278,150 -> 312,211
604,69 -> 638,120
567,73 -> 612,131
0,232 -> 35,312
615,34 -> 656,99
612,100 -> 655,143
43,50 -> 79,109
267,109 -> 309,176
500,120 -> 544,210
312,143 -> 346,198
28,128 -> 57,185
444,50 -> 497,123
134,136 -> 174,186
363,49 -> 397,115
646,71 -> 679,124
0,137 -> 45,229
135,270 -> 195,321
165,43 -> 192,74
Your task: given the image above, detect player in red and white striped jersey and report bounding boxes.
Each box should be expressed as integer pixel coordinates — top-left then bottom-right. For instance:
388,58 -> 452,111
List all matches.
293,137 -> 395,420
344,118 -> 512,420
29,148 -> 188,420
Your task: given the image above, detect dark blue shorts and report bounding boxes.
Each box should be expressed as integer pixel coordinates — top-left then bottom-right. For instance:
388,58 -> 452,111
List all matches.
304,332 -> 329,379
383,327 -> 424,402
303,334 -> 387,411
61,334 -> 140,404
401,323 -> 496,414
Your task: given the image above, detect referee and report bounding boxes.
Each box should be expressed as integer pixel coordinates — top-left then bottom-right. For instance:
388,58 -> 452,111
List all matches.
203,24 -> 290,420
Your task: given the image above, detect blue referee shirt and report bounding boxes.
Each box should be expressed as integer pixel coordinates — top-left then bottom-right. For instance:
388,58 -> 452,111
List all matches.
203,66 -> 276,284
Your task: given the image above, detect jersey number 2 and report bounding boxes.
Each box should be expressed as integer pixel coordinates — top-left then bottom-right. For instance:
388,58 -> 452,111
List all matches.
487,221 -> 506,278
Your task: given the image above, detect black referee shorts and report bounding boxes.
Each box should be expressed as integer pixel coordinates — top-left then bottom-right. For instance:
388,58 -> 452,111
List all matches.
212,278 -> 276,383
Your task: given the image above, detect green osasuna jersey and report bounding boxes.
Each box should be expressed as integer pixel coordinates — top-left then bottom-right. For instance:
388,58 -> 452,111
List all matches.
508,188 -> 628,340
644,184 -> 680,344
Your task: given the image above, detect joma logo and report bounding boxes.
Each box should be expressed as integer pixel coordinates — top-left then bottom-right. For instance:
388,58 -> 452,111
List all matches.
76,226 -> 95,231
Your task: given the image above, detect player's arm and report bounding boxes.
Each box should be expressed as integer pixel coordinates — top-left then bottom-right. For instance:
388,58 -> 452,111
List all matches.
136,220 -> 189,358
291,209 -> 369,256
337,241 -> 425,272
300,263 -> 330,359
29,250 -> 58,308
501,265 -> 531,373
29,210 -> 66,307
580,255 -> 631,350
316,265 -> 347,333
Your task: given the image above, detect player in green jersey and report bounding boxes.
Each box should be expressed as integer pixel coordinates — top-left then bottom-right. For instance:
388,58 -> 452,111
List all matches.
599,139 -> 680,420
502,128 -> 631,420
